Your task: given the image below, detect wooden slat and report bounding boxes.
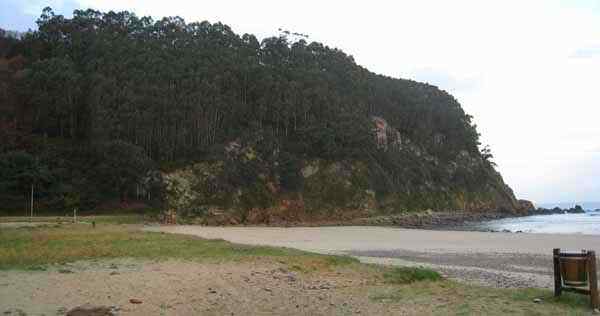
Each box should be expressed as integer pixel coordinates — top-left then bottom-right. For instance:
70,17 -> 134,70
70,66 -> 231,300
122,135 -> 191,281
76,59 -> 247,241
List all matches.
554,248 -> 562,297
588,251 -> 599,309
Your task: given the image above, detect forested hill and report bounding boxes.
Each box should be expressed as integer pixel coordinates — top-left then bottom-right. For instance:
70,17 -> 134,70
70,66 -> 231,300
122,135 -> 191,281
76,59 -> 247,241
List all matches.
0,8 -> 526,221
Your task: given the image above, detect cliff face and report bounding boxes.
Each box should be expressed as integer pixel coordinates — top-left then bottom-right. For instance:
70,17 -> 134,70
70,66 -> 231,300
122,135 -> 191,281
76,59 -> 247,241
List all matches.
163,118 -> 522,224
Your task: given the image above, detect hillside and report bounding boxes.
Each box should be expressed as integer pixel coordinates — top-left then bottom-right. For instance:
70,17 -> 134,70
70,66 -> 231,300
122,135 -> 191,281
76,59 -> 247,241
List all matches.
0,8 -> 526,221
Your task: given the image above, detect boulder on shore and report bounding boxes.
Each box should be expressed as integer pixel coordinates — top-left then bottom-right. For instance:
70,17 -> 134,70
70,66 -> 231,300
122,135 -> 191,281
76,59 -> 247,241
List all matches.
518,200 -> 535,212
66,305 -> 116,316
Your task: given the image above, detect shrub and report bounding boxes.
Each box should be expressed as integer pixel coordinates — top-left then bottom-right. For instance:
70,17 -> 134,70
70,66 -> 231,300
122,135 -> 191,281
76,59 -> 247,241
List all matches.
383,266 -> 442,284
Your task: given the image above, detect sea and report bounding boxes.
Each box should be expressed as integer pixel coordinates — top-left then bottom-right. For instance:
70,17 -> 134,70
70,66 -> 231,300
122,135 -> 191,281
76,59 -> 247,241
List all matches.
478,202 -> 600,235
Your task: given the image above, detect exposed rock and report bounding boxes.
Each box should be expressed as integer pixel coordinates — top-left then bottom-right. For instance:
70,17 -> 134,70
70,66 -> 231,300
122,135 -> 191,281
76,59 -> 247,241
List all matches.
66,305 -> 115,316
529,205 -> 586,215
161,143 -> 522,226
301,164 -> 319,178
372,116 -> 402,150
518,200 -> 535,212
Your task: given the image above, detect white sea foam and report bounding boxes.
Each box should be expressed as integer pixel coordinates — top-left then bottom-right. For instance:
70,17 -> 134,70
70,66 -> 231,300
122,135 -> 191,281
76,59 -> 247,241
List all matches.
482,210 -> 600,235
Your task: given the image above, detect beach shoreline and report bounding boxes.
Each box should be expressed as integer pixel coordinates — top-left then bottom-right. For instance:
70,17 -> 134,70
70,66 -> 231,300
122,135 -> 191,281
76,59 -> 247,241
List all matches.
150,225 -> 600,289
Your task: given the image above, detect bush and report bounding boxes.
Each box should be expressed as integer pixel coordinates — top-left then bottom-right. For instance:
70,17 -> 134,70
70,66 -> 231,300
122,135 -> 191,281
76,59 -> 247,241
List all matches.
383,266 -> 442,284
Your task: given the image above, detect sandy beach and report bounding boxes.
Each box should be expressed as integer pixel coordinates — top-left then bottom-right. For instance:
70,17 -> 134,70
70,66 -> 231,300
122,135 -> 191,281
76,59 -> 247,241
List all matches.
1,259 -> 393,316
150,226 -> 600,288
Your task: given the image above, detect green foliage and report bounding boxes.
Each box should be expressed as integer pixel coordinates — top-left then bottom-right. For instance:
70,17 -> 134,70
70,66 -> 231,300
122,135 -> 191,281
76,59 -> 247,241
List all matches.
303,161 -> 371,212
18,57 -> 81,138
12,7 -> 484,164
0,224 -> 354,270
383,266 -> 442,284
0,151 -> 52,208
89,140 -> 157,201
0,7 -> 516,215
277,151 -> 303,191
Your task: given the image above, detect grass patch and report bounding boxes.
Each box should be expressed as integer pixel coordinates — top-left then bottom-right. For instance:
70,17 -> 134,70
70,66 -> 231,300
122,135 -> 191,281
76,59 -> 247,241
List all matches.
510,287 -> 591,309
369,280 -> 593,315
383,266 -> 442,284
0,224 -> 355,270
0,215 -> 146,225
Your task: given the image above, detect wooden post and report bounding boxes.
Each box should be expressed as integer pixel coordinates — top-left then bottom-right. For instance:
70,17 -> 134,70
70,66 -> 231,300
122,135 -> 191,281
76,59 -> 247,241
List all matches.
553,248 -> 562,297
588,251 -> 599,309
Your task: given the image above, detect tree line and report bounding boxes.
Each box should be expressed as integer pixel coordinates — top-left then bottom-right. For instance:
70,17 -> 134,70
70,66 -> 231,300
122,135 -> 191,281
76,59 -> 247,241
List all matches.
0,7 -> 501,214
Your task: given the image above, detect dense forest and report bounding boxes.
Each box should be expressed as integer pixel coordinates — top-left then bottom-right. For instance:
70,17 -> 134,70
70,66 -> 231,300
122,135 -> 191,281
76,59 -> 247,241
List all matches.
0,8 -> 520,220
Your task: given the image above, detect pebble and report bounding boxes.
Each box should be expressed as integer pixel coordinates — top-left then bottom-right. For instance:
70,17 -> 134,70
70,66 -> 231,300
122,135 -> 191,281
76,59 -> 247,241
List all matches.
129,299 -> 143,304
533,298 -> 542,303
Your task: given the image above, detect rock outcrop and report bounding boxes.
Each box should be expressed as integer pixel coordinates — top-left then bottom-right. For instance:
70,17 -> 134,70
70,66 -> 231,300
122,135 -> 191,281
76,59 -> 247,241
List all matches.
518,200 -> 536,213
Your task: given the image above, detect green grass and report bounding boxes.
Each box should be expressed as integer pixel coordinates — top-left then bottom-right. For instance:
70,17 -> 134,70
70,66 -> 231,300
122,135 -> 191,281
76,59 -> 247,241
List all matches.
0,214 -> 146,225
0,224 -> 357,270
369,279 -> 593,315
383,266 -> 442,284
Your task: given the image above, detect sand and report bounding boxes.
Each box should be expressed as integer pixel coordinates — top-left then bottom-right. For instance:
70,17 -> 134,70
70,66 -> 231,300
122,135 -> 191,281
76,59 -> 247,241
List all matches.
0,259 -> 404,316
149,226 -> 600,288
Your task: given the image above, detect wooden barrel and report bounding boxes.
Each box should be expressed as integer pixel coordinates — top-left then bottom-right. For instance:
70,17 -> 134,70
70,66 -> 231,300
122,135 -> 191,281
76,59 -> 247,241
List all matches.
560,256 -> 588,286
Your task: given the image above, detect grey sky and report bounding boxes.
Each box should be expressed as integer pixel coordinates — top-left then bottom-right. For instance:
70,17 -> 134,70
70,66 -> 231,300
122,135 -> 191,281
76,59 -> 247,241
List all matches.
2,0 -> 599,204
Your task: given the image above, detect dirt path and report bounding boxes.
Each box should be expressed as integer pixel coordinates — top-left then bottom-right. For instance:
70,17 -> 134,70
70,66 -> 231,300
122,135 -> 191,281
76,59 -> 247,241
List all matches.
149,225 -> 600,288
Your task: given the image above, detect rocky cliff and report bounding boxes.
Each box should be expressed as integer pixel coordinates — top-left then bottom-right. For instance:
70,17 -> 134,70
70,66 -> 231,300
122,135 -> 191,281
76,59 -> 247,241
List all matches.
163,117 -> 524,224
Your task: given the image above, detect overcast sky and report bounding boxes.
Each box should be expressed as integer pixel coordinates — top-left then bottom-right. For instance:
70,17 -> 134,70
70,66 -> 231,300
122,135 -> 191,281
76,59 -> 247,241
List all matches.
2,0 -> 599,204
